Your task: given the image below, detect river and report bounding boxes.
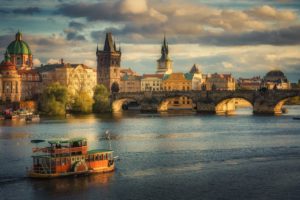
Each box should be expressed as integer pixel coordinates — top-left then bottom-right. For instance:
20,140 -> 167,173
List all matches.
0,106 -> 300,200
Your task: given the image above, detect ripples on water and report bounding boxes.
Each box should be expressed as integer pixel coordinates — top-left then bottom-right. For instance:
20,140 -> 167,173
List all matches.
0,106 -> 300,200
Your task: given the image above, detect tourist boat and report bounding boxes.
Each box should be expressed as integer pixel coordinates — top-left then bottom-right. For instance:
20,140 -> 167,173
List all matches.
28,137 -> 115,178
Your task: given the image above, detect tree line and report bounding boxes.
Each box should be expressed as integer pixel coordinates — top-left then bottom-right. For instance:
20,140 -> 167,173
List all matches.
39,83 -> 111,116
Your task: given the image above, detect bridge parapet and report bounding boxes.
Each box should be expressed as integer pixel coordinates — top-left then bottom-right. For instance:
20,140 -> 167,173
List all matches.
112,90 -> 300,114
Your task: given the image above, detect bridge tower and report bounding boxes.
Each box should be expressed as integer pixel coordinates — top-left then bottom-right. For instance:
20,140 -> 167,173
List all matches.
96,32 -> 121,92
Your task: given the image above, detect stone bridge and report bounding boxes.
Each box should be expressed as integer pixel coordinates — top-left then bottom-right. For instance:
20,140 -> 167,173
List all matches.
111,90 -> 300,115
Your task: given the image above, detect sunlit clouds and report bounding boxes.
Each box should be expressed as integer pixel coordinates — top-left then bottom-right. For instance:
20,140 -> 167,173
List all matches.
0,0 -> 300,81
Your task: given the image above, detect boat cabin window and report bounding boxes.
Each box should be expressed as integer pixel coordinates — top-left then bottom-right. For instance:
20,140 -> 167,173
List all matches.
71,140 -> 87,148
100,154 -> 103,160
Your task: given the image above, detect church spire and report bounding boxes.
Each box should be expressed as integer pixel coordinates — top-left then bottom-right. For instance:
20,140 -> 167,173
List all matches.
160,34 -> 169,61
103,32 -> 115,52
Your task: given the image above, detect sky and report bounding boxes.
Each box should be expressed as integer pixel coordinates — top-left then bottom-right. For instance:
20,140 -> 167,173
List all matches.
1,0 -> 300,82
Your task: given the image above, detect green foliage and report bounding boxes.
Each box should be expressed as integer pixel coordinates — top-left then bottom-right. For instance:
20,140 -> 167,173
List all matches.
93,84 -> 111,113
40,83 -> 68,116
71,91 -> 94,114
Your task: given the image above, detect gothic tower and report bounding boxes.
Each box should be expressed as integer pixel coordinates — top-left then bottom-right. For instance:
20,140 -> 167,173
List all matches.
156,35 -> 172,74
96,32 -> 121,92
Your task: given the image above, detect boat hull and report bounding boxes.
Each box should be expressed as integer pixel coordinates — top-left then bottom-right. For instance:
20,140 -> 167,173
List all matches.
28,165 -> 115,179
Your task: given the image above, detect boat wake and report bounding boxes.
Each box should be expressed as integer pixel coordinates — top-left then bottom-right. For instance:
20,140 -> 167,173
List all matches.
0,176 -> 27,184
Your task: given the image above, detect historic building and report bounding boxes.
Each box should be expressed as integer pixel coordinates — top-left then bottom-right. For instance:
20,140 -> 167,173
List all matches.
38,60 -> 96,97
141,74 -> 164,91
4,31 -> 41,101
120,74 -> 142,93
0,53 -> 22,103
162,72 -> 192,91
162,72 -> 193,109
18,69 -> 41,100
262,70 -> 290,90
96,32 -> 121,92
237,76 -> 262,90
189,64 -> 205,90
205,73 -> 236,91
6,31 -> 33,70
156,36 -> 173,74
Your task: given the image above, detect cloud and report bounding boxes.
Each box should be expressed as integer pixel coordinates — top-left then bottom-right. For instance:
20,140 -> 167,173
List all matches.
246,5 -> 297,21
33,58 -> 41,66
119,0 -> 148,14
64,29 -> 86,41
83,59 -> 96,67
12,7 -> 41,15
69,21 -> 85,31
222,62 -> 234,69
57,0 -> 300,46
47,58 -> 60,64
198,25 -> 300,46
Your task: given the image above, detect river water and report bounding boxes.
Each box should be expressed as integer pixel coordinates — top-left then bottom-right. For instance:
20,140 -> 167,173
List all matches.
0,106 -> 300,200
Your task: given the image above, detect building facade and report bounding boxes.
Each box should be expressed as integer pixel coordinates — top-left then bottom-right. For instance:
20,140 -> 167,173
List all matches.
237,76 -> 261,90
205,73 -> 236,91
262,70 -> 290,90
156,36 -> 173,74
39,62 -> 97,97
96,33 -> 121,92
162,73 -> 192,91
120,74 -> 141,93
162,72 -> 193,109
141,74 -> 164,91
189,64 -> 205,90
0,53 -> 22,103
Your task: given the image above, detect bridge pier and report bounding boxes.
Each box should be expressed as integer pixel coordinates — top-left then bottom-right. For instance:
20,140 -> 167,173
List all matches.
253,102 -> 282,115
140,103 -> 158,113
196,102 -> 216,113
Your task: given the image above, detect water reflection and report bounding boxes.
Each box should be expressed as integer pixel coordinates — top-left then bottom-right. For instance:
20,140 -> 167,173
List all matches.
30,173 -> 114,196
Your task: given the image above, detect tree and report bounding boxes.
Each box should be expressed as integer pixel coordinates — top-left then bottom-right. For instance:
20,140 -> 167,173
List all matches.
93,84 -> 111,113
40,83 -> 68,116
111,82 -> 120,93
71,91 -> 94,114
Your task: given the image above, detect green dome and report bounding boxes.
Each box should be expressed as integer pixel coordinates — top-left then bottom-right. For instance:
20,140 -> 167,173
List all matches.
6,32 -> 32,55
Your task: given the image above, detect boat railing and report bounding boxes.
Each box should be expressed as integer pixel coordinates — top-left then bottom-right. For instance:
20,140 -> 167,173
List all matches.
32,146 -> 87,156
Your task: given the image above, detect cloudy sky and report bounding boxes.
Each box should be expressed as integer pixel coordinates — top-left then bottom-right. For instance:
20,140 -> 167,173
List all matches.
1,0 -> 300,82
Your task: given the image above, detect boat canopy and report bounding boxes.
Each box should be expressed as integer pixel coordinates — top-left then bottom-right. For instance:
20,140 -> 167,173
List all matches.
30,139 -> 46,144
31,138 -> 87,145
48,137 -> 87,145
88,149 -> 113,154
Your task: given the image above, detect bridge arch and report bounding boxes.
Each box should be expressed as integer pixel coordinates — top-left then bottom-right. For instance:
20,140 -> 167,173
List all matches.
158,95 -> 195,111
215,97 -> 253,115
273,94 -> 300,114
112,98 -> 140,112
